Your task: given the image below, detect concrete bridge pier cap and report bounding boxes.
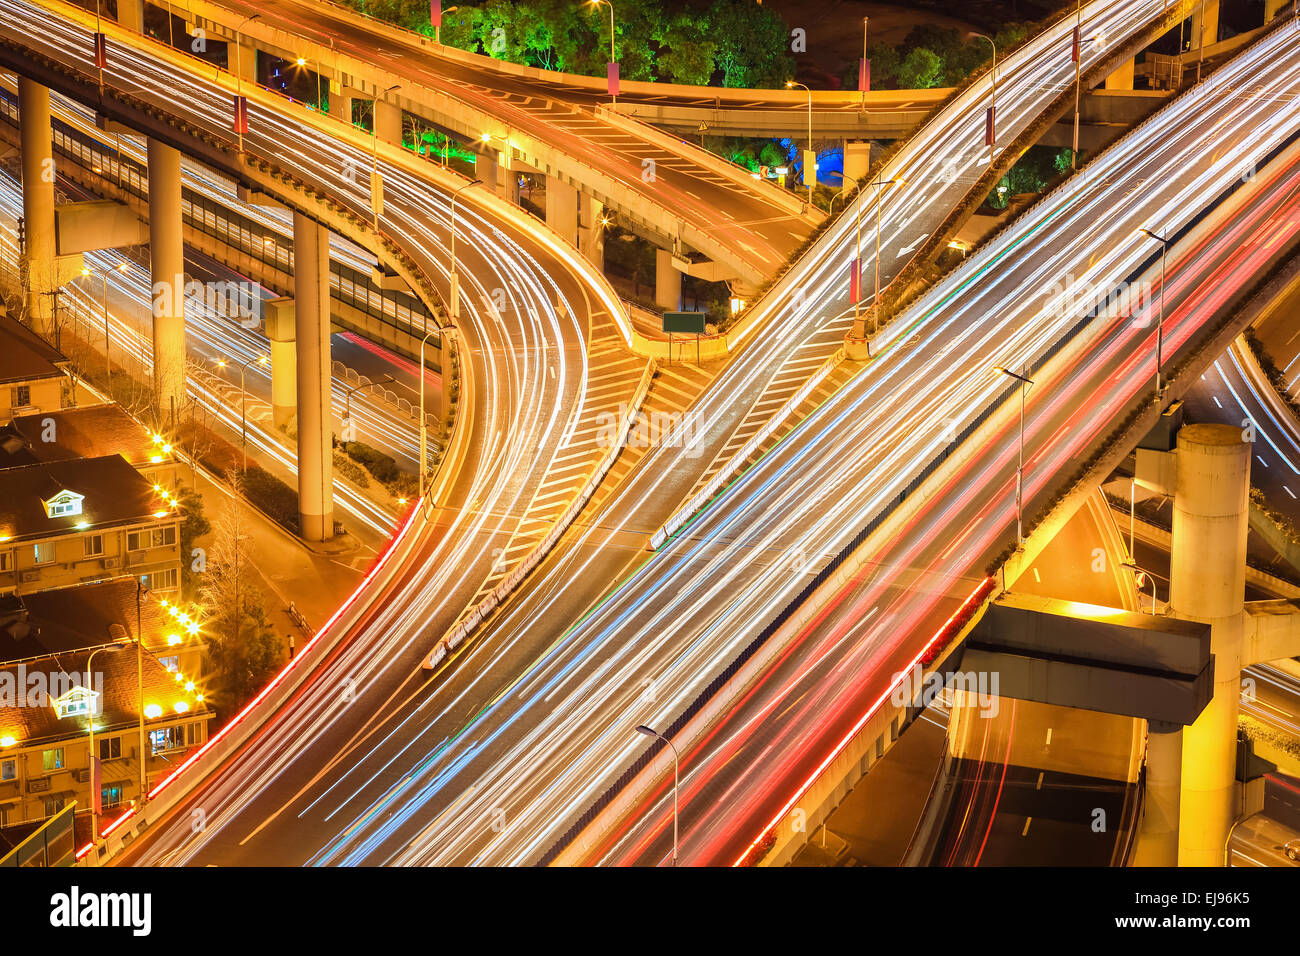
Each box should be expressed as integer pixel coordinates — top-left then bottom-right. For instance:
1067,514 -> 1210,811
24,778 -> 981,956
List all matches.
1169,422 -> 1249,866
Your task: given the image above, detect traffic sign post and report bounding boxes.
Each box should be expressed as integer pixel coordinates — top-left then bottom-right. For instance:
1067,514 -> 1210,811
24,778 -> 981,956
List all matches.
663,311 -> 706,366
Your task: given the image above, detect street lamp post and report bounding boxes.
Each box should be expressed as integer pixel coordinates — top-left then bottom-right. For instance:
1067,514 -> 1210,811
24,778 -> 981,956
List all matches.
85,642 -> 126,845
860,16 -> 869,111
134,580 -> 148,806
342,375 -> 394,443
418,328 -> 439,501
786,81 -> 814,205
233,14 -> 261,154
1122,562 -> 1158,614
80,262 -> 128,384
449,179 -> 482,320
1140,227 -> 1168,398
973,33 -> 997,171
850,175 -> 900,350
634,724 -> 679,866
371,83 -> 401,228
994,365 -> 1034,548
217,355 -> 268,474
1196,0 -> 1207,84
1071,2 -> 1082,170
589,0 -> 618,104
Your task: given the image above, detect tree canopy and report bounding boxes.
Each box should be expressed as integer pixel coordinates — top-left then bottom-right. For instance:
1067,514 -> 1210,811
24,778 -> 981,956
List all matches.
346,0 -> 794,88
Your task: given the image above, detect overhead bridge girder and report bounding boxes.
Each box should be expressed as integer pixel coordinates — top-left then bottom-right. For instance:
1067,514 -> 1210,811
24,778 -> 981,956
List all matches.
961,592 -> 1213,726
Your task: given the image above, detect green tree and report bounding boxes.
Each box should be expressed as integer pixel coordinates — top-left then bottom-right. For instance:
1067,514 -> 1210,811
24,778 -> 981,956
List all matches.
199,484 -> 285,714
655,13 -> 716,85
708,0 -> 795,89
896,47 -> 944,89
176,485 -> 210,602
203,587 -> 285,715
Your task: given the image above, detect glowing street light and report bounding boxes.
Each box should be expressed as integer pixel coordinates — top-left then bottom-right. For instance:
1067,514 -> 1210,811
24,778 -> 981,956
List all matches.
217,354 -> 269,474
1139,227 -> 1169,398
785,80 -> 815,205
633,724 -> 679,866
994,365 -> 1034,548
587,0 -> 618,103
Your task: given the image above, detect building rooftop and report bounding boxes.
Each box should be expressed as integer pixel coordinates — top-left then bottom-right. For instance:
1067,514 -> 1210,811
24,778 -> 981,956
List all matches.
0,641 -> 207,751
0,315 -> 67,386
0,455 -> 173,544
0,577 -> 170,661
1,404 -> 171,472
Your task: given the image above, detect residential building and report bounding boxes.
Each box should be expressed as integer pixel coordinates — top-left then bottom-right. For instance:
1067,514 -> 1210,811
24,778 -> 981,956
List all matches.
2,403 -> 181,490
0,315 -> 68,422
0,455 -> 181,598
0,636 -> 210,829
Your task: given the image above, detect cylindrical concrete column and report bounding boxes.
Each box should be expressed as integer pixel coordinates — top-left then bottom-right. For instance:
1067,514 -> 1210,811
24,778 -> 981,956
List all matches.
842,141 -> 870,191
147,138 -> 186,426
1190,0 -> 1221,51
578,194 -> 604,270
655,248 -> 682,312
545,176 -> 579,246
326,79 -> 351,123
491,153 -> 518,205
1132,720 -> 1183,867
19,77 -> 55,336
1171,423 -> 1249,866
374,98 -> 402,144
293,211 -> 333,541
116,0 -> 144,32
265,297 -> 297,428
1104,59 -> 1136,91
232,42 -> 258,85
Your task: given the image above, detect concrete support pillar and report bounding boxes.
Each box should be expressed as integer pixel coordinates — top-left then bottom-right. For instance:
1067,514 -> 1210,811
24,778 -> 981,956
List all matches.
232,42 -> 258,86
546,176 -> 580,247
147,138 -> 186,427
18,77 -> 55,337
1189,0 -> 1220,52
842,140 -> 870,191
478,153 -> 499,193
326,80 -> 351,123
1132,721 -> 1183,866
374,98 -> 402,145
1265,0 -> 1289,23
265,297 -> 297,428
491,152 -> 518,205
292,211 -> 333,542
116,0 -> 144,32
655,248 -> 681,312
1104,58 -> 1136,91
578,194 -> 604,270
1171,423 -> 1249,866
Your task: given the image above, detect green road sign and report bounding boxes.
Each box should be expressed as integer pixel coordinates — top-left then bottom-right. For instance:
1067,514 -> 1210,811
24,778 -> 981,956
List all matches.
663,311 -> 706,334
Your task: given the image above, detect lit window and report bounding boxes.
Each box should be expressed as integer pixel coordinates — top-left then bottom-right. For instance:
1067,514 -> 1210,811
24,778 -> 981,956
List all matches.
41,747 -> 64,772
52,686 -> 98,720
32,542 -> 55,565
0,759 -> 14,781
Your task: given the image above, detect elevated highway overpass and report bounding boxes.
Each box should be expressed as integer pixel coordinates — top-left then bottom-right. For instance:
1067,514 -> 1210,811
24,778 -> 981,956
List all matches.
0,0 -> 661,861
79,0 -> 1211,868
552,21 -> 1300,868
